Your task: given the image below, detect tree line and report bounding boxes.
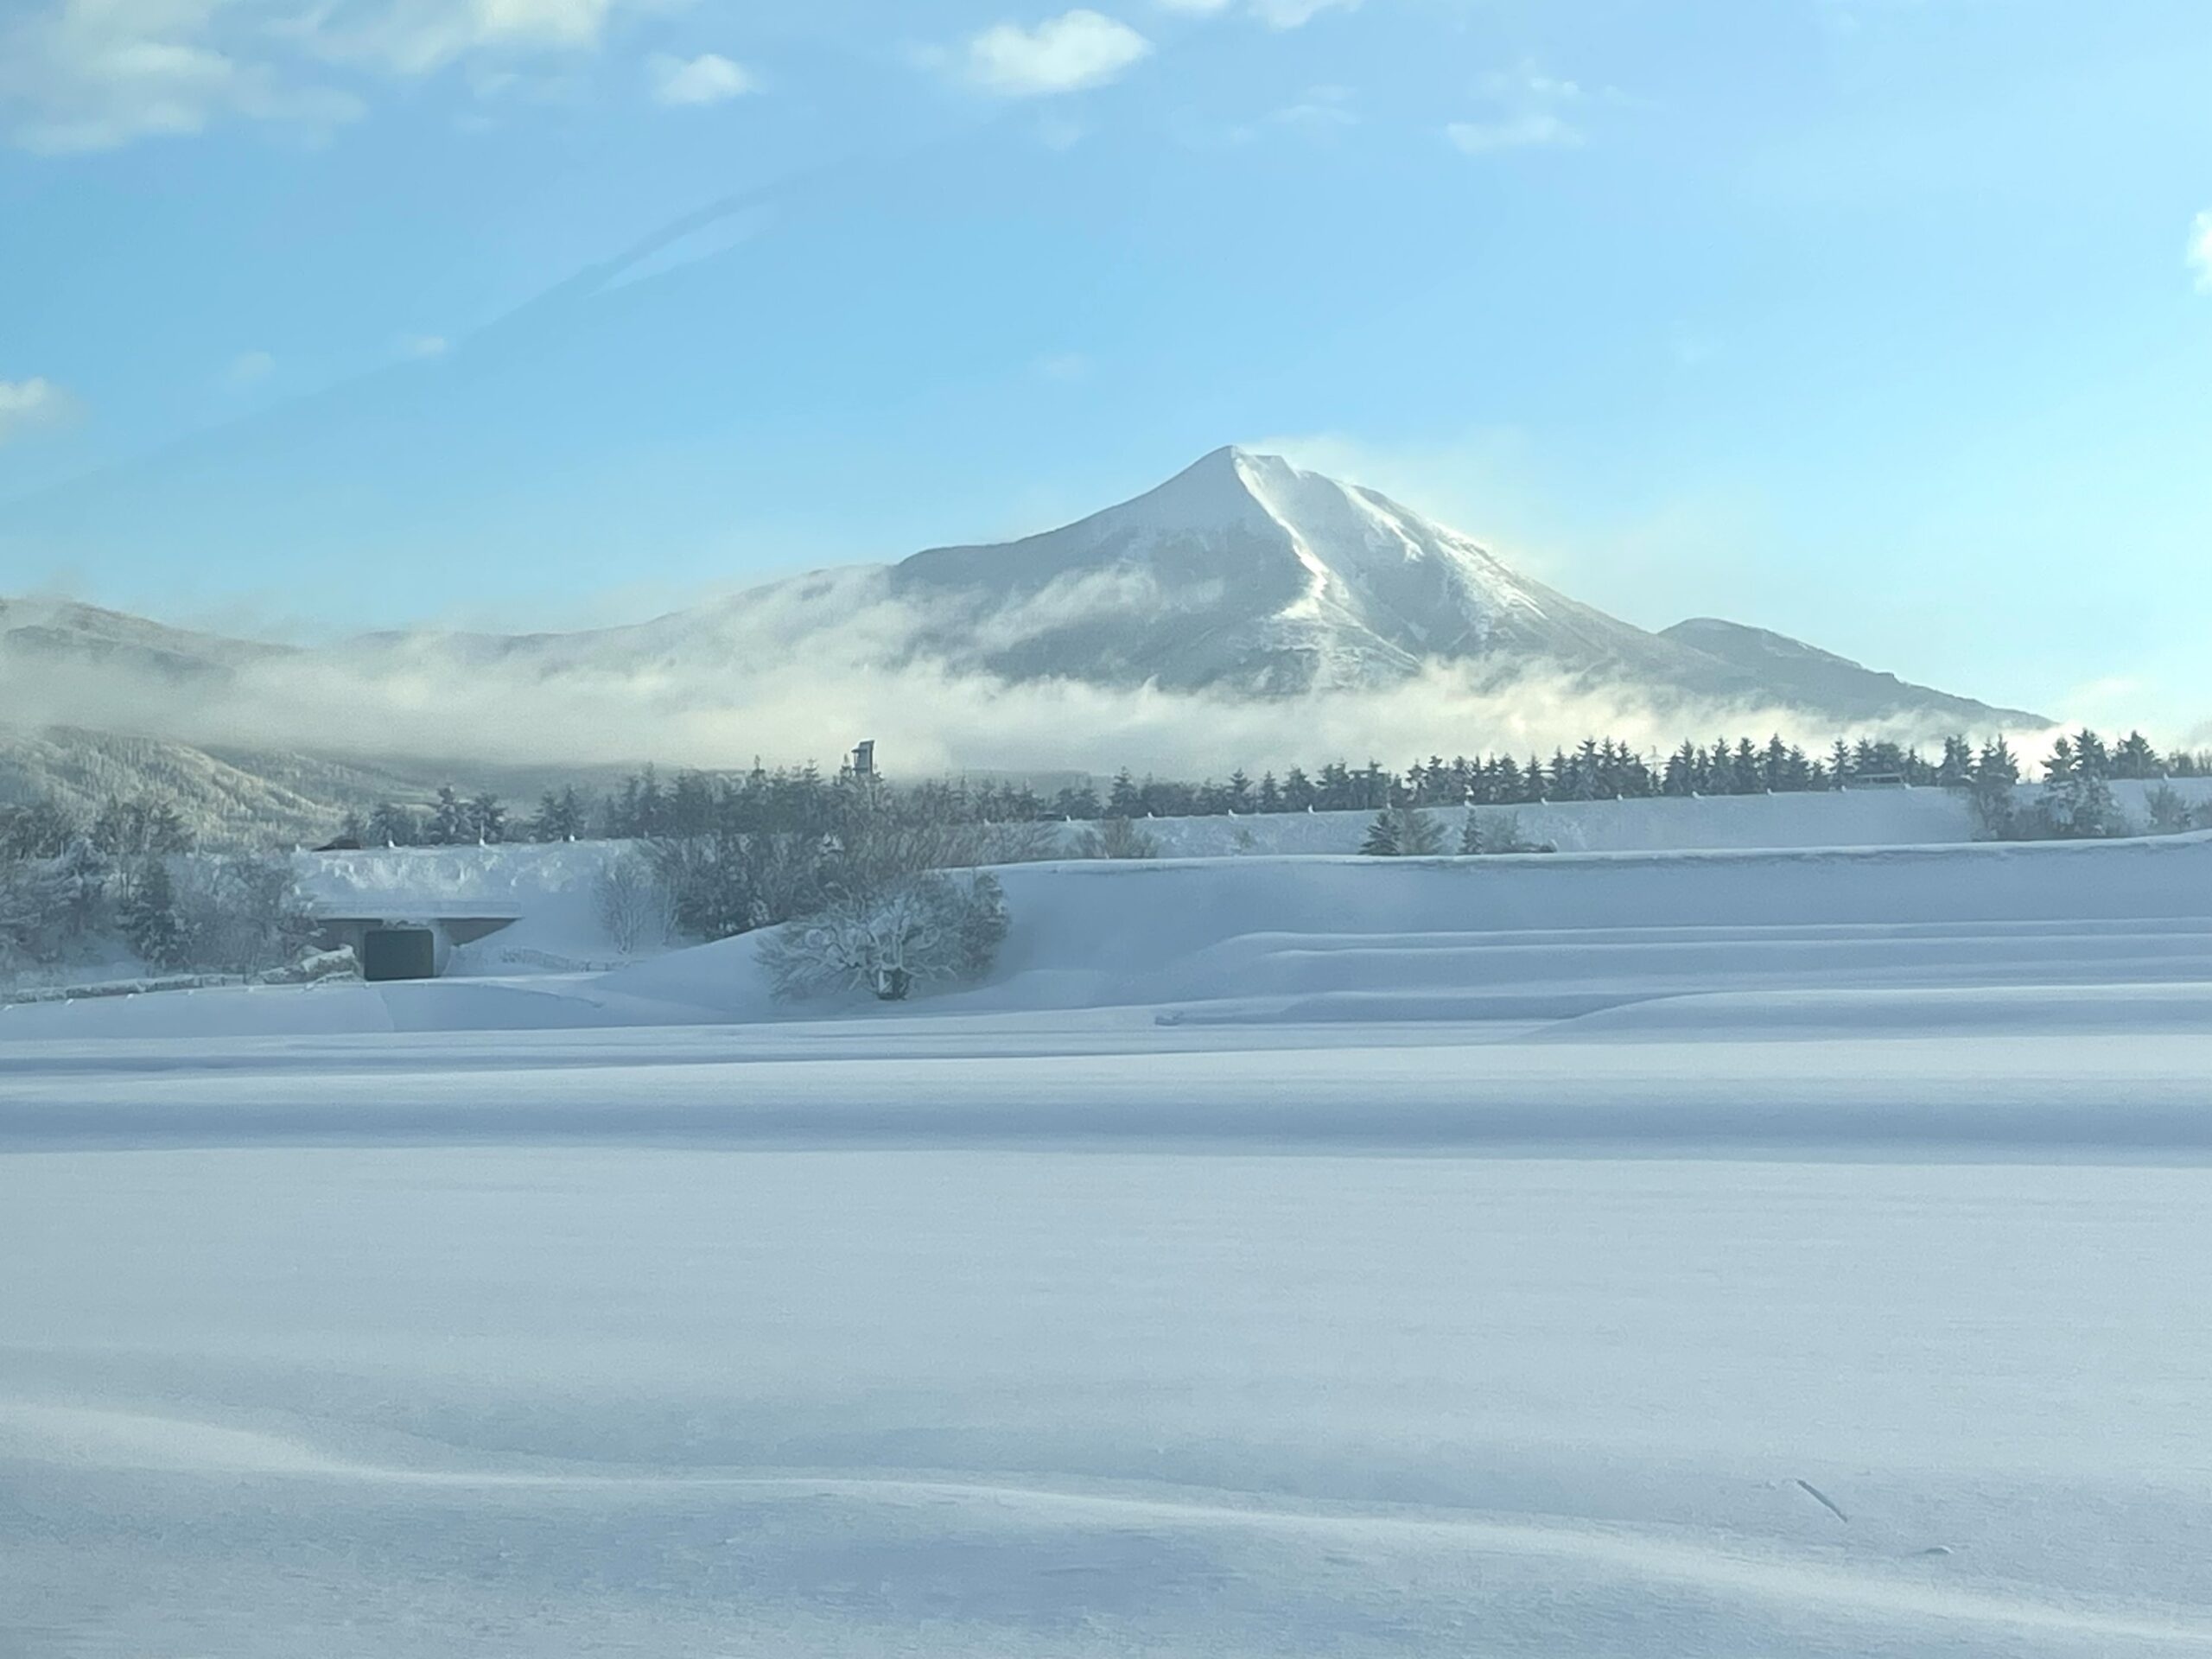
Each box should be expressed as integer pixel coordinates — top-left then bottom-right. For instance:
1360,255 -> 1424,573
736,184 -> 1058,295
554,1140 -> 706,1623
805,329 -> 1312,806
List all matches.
342,728 -> 2212,848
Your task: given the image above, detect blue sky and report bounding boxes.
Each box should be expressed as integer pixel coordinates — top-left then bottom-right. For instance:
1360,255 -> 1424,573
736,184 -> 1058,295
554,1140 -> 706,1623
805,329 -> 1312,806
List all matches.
2,0 -> 2209,735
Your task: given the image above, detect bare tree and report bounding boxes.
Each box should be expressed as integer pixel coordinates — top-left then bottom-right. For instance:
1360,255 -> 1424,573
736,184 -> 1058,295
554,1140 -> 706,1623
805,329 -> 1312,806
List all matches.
594,852 -> 667,954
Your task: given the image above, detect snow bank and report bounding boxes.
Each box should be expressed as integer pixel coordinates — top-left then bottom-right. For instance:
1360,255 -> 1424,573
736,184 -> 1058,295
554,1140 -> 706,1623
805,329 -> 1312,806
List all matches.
296,840 -> 655,976
601,831 -> 2212,1021
1102,777 -> 2212,857
18,831 -> 2212,1040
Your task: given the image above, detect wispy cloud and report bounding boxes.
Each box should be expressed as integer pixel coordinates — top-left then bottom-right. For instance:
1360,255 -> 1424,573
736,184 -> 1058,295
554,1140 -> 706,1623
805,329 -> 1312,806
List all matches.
0,376 -> 76,444
2190,210 -> 2212,293
397,334 -> 449,359
1249,0 -> 1358,26
1446,111 -> 1580,156
1033,351 -> 1093,382
1445,60 -> 1588,157
225,349 -> 277,388
647,52 -> 757,108
309,0 -> 648,78
963,10 -> 1154,97
1219,85 -> 1357,146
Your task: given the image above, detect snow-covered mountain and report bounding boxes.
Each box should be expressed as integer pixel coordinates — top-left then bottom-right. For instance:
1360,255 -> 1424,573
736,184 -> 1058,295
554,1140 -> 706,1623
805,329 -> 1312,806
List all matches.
882,446 -> 1703,695
518,446 -> 2042,725
0,597 -> 284,683
0,448 -> 2044,753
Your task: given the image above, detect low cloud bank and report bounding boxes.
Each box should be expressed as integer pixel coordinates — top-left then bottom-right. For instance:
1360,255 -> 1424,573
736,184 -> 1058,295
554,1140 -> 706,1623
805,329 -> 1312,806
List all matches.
0,624 -> 2050,783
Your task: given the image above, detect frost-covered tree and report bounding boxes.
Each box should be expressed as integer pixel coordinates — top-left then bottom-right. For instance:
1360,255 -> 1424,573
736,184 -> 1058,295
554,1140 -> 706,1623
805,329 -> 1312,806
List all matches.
0,799 -> 79,861
119,856 -> 186,970
2145,784 -> 2193,836
594,852 -> 666,954
174,855 -> 319,974
760,871 -> 1008,1002
91,794 -> 193,858
2039,768 -> 2126,839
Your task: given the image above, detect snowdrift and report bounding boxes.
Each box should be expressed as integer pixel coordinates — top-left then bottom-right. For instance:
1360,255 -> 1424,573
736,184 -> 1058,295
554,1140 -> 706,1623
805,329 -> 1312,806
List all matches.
10,831 -> 2212,1040
602,831 -> 2212,1023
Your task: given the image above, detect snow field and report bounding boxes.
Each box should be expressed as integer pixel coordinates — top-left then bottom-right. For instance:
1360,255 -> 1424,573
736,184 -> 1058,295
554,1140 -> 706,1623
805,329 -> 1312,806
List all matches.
8,832 -> 2212,1654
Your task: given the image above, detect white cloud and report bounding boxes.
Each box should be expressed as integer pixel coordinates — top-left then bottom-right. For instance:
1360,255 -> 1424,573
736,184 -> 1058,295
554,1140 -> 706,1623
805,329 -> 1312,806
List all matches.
0,0 -> 661,151
647,51 -> 755,107
964,10 -> 1153,97
315,0 -> 641,77
0,377 -> 76,444
1249,0 -> 1357,27
1154,0 -> 1231,10
397,334 -> 449,359
0,0 -> 363,153
1445,111 -> 1581,155
2191,211 -> 2212,293
225,349 -> 276,386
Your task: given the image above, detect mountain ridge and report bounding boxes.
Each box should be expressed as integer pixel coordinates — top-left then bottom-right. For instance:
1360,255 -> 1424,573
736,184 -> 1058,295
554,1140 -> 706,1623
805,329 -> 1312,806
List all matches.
0,448 -> 2047,747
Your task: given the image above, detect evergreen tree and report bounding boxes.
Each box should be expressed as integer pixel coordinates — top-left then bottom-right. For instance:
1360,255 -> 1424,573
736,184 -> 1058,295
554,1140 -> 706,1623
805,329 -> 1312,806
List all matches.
366,802 -> 416,847
119,856 -> 185,970
428,785 -> 470,846
467,792 -> 506,845
2113,731 -> 2161,779
1396,805 -> 1445,855
1359,810 -> 1400,856
2070,728 -> 2112,781
1732,738 -> 1764,794
1936,735 -> 1974,789
1969,737 -> 2022,838
1762,735 -> 1790,792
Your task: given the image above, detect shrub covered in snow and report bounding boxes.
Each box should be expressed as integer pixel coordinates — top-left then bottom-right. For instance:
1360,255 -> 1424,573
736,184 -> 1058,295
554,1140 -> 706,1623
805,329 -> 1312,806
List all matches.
1073,817 -> 1159,860
759,871 -> 1009,1002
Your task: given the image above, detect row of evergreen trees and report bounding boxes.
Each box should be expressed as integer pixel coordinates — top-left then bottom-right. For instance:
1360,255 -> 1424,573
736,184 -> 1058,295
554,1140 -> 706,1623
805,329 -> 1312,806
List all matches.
339,727 -> 2209,848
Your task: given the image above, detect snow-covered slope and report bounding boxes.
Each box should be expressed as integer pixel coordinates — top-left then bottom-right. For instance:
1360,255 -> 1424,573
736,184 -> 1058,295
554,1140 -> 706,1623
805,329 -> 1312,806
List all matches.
0,596 -> 283,683
1662,617 -> 2043,727
884,447 -> 1714,694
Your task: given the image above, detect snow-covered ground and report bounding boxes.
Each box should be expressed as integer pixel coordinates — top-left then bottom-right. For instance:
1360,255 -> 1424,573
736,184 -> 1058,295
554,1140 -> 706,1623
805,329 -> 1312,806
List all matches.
1081,775 -> 2212,857
7,836 -> 2212,1655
